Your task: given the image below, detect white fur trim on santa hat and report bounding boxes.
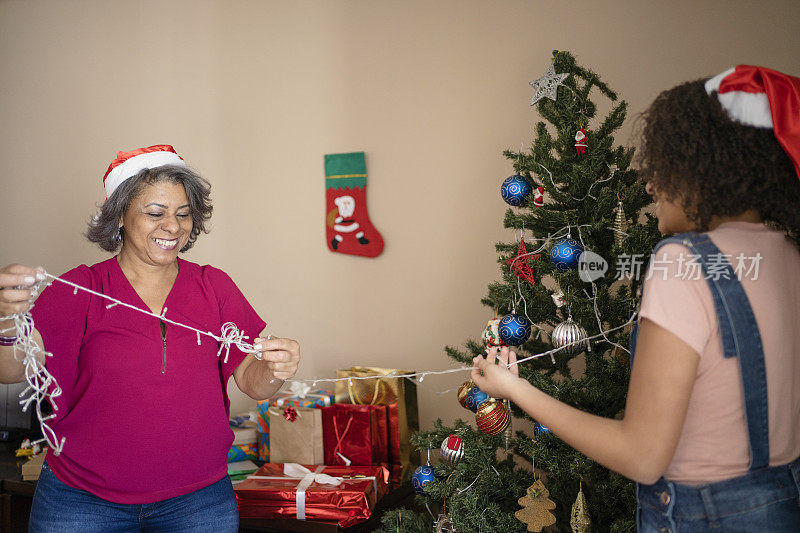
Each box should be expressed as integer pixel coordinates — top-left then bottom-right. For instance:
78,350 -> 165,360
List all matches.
104,151 -> 186,198
705,67 -> 773,129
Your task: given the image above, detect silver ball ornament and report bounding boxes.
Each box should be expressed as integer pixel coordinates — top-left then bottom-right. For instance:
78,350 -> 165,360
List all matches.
440,434 -> 464,465
551,316 -> 590,355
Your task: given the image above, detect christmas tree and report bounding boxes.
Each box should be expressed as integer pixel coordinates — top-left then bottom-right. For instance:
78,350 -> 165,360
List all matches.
377,50 -> 661,532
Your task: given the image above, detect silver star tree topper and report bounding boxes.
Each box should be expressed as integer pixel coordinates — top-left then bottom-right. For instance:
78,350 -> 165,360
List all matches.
529,63 -> 569,106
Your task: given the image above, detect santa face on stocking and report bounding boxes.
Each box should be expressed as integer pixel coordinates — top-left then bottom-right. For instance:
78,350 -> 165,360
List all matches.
325,152 -> 384,257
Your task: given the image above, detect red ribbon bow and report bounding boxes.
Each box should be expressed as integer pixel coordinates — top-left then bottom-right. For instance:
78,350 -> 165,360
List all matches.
283,406 -> 298,422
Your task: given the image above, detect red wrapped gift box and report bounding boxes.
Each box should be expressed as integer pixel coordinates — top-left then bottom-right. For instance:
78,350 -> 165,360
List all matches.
235,463 -> 390,528
321,404 -> 388,467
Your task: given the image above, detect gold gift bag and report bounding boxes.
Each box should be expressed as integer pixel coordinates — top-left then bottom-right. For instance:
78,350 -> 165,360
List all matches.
335,367 -> 420,482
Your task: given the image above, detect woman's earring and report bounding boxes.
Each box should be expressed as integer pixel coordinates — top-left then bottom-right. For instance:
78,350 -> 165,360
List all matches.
115,226 -> 123,243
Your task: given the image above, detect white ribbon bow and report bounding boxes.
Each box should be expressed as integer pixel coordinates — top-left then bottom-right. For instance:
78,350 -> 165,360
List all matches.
283,463 -> 343,486
287,381 -> 313,399
275,382 -> 332,407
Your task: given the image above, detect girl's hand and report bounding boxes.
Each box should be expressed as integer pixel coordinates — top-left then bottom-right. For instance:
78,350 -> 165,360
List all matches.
253,336 -> 300,381
0,264 -> 45,317
471,346 -> 523,400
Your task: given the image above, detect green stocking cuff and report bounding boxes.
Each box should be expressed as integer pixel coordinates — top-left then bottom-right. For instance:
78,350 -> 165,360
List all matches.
325,152 -> 367,189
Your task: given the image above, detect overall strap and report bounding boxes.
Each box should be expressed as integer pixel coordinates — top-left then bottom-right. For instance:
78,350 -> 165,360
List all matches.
664,233 -> 769,471
683,234 -> 769,471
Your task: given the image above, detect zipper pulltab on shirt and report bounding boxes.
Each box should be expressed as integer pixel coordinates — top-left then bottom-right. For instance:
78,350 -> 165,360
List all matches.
159,320 -> 167,374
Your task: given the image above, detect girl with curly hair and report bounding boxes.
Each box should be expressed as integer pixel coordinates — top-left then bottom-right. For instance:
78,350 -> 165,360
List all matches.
473,66 -> 800,531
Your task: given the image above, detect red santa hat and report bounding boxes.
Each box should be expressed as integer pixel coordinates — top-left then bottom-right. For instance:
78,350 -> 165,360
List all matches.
102,144 -> 186,198
705,65 -> 800,180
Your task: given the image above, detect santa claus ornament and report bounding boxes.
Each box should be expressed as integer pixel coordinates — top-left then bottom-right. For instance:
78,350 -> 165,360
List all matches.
574,128 -> 588,155
325,152 -> 384,257
482,319 -> 507,348
533,186 -> 545,207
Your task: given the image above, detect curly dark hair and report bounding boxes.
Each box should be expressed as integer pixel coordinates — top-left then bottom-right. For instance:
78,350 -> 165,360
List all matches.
86,165 -> 213,252
636,79 -> 800,240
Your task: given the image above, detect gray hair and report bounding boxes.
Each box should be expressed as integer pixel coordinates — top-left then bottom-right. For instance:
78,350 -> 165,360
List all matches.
86,165 -> 213,253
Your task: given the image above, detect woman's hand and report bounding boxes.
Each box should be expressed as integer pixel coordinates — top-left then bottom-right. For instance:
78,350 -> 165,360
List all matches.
0,264 -> 45,317
253,336 -> 300,381
471,346 -> 524,400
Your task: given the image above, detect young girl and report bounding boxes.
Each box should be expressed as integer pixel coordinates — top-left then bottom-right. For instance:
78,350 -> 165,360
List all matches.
472,66 -> 800,531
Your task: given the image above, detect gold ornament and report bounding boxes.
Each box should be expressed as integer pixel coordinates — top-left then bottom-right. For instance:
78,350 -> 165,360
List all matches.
570,483 -> 591,533
503,398 -> 513,450
457,380 -> 473,410
434,513 -> 457,532
515,479 -> 557,532
614,200 -> 626,247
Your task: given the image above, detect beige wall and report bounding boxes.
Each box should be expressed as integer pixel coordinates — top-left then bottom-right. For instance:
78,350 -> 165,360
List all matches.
2,0 -> 799,427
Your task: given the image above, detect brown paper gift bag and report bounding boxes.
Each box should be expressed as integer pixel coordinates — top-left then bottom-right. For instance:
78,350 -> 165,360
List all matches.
334,367 -> 420,482
268,406 -> 324,465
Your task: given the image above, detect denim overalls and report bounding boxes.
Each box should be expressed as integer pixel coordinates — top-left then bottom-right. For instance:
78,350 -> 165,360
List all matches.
630,233 -> 800,532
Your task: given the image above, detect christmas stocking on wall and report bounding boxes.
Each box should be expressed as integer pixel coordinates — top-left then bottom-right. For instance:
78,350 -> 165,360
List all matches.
325,152 -> 384,258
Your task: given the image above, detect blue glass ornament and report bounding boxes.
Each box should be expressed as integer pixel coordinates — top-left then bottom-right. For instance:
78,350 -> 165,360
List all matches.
411,465 -> 437,494
464,385 -> 490,413
498,313 -> 532,346
500,174 -> 532,207
550,238 -> 583,271
534,421 -> 551,436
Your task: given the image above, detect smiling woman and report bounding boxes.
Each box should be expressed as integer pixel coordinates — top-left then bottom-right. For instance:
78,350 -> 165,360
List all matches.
0,145 -> 301,532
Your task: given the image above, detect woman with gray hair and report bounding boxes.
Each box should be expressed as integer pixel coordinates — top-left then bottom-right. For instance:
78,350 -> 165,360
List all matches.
0,145 -> 299,532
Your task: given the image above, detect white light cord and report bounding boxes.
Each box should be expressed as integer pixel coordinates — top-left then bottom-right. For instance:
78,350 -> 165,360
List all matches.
2,302 -> 65,454
2,263 -> 639,456
44,273 -> 261,359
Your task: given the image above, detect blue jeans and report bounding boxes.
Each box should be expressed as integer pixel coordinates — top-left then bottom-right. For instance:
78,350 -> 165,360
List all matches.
637,457 -> 800,532
29,462 -> 239,532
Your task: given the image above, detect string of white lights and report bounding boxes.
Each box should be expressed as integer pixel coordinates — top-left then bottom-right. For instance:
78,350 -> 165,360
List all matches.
1,254 -> 638,456
291,315 -> 636,387
1,290 -> 65,454
0,272 -> 264,454
529,159 -> 617,203
575,225 -> 633,355
43,273 -> 262,361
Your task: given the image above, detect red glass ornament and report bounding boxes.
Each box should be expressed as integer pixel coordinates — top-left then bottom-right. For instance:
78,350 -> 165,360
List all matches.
476,400 -> 511,435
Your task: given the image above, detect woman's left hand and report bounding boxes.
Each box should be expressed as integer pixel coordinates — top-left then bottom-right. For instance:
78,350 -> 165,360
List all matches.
253,336 -> 300,381
471,346 -> 524,400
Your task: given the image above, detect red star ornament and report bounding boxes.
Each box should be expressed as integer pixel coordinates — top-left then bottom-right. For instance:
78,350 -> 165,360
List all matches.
506,239 -> 540,285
